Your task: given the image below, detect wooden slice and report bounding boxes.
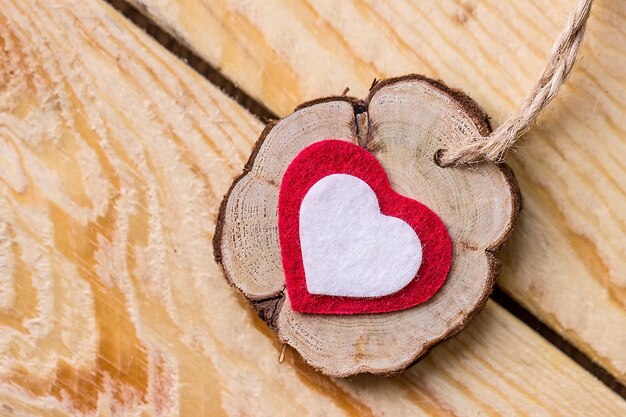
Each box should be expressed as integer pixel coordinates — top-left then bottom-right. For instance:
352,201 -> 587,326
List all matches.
214,75 -> 520,376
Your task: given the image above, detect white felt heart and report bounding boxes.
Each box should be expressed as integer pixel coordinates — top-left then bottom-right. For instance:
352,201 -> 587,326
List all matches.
299,174 -> 422,298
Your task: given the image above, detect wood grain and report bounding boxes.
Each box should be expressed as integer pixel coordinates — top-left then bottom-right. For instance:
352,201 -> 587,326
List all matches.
216,77 -> 519,376
0,0 -> 625,415
128,0 -> 626,384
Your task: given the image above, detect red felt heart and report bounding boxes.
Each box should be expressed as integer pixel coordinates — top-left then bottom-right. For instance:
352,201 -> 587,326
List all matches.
278,139 -> 452,314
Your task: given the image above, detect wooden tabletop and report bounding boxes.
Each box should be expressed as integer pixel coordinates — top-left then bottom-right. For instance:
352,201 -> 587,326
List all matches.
0,0 -> 624,415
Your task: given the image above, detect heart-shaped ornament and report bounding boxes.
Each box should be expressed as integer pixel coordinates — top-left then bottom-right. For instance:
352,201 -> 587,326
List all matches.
214,75 -> 520,376
301,173 -> 422,298
279,140 -> 452,314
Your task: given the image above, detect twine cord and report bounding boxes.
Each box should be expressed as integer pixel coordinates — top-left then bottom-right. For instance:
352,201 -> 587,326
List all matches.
440,0 -> 593,165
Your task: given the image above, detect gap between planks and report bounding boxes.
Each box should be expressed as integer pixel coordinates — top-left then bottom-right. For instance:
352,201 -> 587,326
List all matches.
105,0 -> 626,400
106,0 -> 277,123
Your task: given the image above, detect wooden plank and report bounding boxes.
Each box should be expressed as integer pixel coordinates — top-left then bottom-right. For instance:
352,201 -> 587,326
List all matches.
0,0 -> 624,415
127,0 -> 626,384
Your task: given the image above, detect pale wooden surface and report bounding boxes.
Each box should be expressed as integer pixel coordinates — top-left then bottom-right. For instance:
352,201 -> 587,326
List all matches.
129,0 -> 626,384
217,79 -> 518,376
0,0 -> 625,415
